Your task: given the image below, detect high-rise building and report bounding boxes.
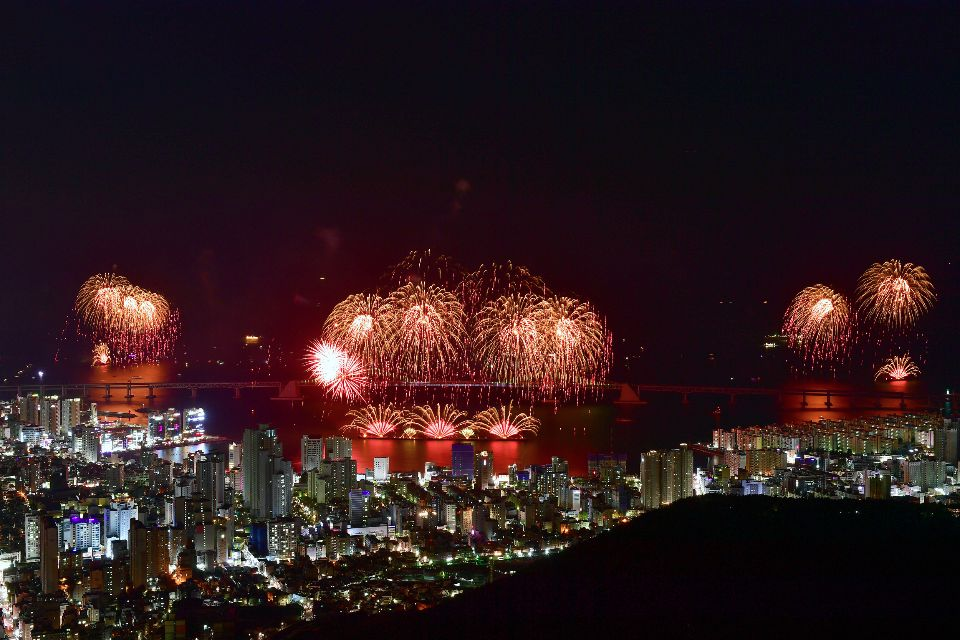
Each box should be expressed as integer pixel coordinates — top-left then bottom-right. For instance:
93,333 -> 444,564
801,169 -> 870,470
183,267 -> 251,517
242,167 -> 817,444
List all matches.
40,396 -> 60,435
59,515 -> 102,554
373,457 -> 389,482
271,458 -> 294,518
643,446 -> 693,509
59,398 -> 82,438
105,499 -> 139,546
19,394 -> 41,426
77,426 -> 100,463
267,519 -> 297,561
452,443 -> 475,481
196,453 -> 226,507
242,424 -> 283,519
587,453 -> 628,485
348,489 -> 370,528
39,516 -> 59,594
934,426 -> 959,464
228,442 -> 241,469
641,451 -> 661,510
537,457 -> 569,496
128,520 -> 171,588
24,514 -> 41,562
306,471 -> 327,504
324,436 -> 352,461
301,436 -> 324,472
475,450 -> 494,488
329,458 -> 358,499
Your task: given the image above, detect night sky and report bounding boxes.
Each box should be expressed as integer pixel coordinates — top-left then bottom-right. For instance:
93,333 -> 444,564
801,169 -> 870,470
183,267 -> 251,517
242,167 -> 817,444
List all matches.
2,3 -> 958,383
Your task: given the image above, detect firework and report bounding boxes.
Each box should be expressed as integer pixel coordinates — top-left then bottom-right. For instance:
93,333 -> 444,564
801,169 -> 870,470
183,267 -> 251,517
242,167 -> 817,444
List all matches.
469,403 -> 541,439
874,355 -> 920,381
306,341 -> 368,402
75,273 -> 179,363
387,250 -> 464,289
322,294 -> 387,376
857,259 -> 935,329
534,296 -> 610,391
91,343 -> 110,366
459,426 -> 476,440
781,285 -> 852,364
409,403 -> 467,439
342,404 -> 406,438
473,293 -> 545,386
459,261 -> 548,316
384,282 -> 466,380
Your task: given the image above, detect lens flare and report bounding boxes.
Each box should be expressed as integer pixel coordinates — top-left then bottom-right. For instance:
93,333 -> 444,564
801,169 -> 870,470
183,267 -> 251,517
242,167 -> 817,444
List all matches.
469,403 -> 541,439
857,259 -> 935,329
874,354 -> 920,381
409,404 -> 467,439
782,284 -> 852,364
342,404 -> 406,438
306,341 -> 368,402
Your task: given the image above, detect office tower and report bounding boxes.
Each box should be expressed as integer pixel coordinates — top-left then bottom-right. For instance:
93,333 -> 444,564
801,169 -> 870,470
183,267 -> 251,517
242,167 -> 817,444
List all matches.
267,519 -> 297,561
348,489 -> 370,528
330,458 -> 358,500
105,499 -> 139,545
39,516 -> 59,594
324,436 -> 352,461
452,443 -> 475,481
301,436 -> 324,472
641,451 -> 662,510
475,450 -> 494,488
24,515 -> 41,562
242,424 -> 282,518
196,453 -> 226,506
59,397 -> 82,437
373,457 -> 389,482
59,515 -> 102,554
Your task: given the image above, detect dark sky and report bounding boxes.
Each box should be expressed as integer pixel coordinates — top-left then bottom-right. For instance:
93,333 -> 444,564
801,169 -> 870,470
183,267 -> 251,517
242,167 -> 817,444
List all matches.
1,2 -> 958,382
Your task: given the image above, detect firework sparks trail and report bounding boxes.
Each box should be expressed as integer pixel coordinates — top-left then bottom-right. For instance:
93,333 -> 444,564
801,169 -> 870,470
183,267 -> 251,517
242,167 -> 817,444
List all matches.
782,284 -> 853,364
384,282 -> 466,381
874,354 -> 920,381
306,341 -> 369,402
469,402 -> 541,439
75,273 -> 179,363
473,293 -> 545,387
341,404 -> 407,438
409,403 -> 467,439
534,296 -> 610,394
857,259 -> 935,330
322,294 -> 387,379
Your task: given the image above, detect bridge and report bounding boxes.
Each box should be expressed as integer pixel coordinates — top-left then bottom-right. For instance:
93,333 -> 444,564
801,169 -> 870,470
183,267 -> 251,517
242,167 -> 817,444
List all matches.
0,380 -> 951,412
620,383 -> 955,411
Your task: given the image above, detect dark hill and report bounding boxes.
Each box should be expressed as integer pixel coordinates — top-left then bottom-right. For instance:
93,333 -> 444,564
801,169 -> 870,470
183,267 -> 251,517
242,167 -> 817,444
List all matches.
281,497 -> 960,638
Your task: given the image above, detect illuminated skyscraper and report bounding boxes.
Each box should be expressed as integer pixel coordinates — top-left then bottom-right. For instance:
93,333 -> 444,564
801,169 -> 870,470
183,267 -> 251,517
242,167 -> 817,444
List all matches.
641,451 -> 661,510
373,457 -> 389,482
39,516 -> 59,594
59,397 -> 82,437
475,450 -> 494,488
